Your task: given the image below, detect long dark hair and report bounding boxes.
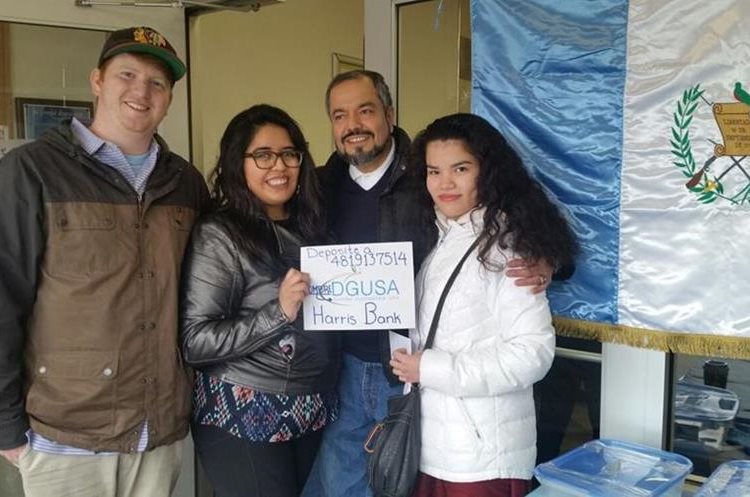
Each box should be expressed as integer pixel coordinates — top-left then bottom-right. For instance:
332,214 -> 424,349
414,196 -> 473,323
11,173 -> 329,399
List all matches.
208,104 -> 326,272
411,113 -> 577,271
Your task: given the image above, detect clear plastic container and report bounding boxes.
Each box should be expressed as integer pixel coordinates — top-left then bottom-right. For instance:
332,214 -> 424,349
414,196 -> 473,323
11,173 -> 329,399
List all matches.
674,381 -> 739,423
534,439 -> 693,497
674,381 -> 739,448
694,460 -> 750,497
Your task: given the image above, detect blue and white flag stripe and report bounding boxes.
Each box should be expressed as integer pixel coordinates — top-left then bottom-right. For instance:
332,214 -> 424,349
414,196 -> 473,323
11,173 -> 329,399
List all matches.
472,0 -> 750,350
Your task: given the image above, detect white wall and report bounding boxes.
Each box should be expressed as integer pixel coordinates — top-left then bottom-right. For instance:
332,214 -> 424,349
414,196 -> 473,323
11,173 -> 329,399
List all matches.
601,343 -> 669,448
189,0 -> 364,173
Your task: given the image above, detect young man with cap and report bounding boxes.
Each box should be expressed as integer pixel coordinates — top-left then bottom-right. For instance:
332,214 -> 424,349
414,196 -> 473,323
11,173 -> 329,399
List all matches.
0,26 -> 208,496
302,70 -> 555,497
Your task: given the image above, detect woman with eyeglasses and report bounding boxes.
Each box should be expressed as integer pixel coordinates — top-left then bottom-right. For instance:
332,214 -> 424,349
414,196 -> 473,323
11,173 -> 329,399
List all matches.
180,104 -> 339,497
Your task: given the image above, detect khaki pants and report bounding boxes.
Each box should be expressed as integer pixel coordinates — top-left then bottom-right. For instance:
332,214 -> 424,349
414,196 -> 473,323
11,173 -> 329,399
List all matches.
18,438 -> 185,497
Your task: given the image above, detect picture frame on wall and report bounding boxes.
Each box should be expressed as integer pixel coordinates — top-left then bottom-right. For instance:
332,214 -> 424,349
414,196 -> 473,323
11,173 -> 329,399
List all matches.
15,98 -> 93,140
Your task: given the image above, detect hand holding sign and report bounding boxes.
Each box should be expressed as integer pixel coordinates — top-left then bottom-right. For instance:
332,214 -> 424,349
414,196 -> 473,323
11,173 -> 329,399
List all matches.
279,268 -> 311,321
390,349 -> 422,384
301,242 -> 416,331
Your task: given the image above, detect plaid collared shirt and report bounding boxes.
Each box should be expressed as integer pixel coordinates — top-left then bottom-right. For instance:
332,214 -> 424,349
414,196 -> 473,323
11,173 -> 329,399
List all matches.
70,117 -> 159,196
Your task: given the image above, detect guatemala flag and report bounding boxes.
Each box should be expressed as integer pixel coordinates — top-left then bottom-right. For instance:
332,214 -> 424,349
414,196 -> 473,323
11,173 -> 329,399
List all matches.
472,0 -> 750,355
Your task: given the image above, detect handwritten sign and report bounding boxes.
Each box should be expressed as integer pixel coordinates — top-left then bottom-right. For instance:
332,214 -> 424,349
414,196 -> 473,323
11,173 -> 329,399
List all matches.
301,241 -> 415,331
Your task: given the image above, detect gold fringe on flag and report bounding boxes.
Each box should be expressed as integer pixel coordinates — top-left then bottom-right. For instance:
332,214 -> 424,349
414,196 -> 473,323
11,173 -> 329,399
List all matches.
552,317 -> 750,360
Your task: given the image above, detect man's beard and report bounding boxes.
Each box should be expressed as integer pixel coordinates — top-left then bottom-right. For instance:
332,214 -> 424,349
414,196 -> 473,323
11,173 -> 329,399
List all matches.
337,138 -> 389,167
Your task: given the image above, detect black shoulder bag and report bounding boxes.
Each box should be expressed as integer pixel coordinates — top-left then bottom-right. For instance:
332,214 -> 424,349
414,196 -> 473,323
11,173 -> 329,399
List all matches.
364,238 -> 481,497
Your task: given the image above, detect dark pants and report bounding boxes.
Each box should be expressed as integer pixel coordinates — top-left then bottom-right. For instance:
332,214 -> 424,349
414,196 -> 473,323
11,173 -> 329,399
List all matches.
192,423 -> 323,497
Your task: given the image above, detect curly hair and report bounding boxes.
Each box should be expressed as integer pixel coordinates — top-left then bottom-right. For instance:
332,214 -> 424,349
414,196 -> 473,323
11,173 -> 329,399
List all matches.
411,113 -> 578,271
208,104 -> 327,273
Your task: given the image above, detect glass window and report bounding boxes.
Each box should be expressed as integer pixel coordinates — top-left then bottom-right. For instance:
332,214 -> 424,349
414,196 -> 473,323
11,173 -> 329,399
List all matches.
0,22 -> 105,160
396,0 -> 471,137
671,354 -> 750,477
535,336 -> 602,465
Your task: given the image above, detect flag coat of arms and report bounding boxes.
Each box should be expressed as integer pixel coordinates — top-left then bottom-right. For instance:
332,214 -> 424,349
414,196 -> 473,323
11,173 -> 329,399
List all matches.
471,0 -> 750,355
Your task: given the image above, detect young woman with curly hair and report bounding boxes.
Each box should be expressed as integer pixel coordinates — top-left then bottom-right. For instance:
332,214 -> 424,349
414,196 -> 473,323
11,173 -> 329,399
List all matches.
390,113 -> 577,497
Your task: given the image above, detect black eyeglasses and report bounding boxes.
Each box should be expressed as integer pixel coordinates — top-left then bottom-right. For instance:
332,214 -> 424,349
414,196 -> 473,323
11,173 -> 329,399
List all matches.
244,150 -> 303,169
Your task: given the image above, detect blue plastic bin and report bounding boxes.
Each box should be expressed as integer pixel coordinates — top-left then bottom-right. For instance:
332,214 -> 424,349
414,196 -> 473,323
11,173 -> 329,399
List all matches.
534,439 -> 693,497
694,460 -> 750,496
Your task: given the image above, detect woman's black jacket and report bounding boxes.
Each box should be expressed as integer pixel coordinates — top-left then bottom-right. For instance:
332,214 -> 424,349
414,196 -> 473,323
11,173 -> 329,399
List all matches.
179,212 -> 339,394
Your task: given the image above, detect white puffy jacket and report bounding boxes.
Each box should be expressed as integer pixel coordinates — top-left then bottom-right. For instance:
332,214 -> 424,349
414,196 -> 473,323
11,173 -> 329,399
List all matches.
412,208 -> 555,482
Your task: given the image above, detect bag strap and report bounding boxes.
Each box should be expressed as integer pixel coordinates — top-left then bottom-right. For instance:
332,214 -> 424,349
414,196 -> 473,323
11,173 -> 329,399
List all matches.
423,237 -> 481,351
